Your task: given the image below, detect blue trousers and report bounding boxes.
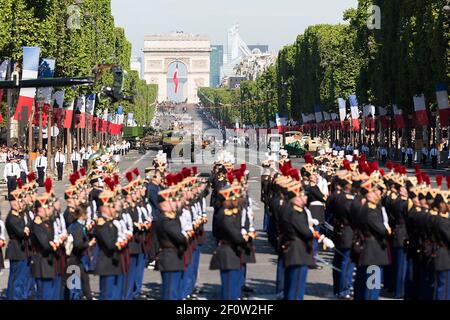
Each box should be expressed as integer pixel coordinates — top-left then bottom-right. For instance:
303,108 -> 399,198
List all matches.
284,265 -> 308,300
418,262 -> 435,300
7,260 -> 32,300
276,255 -> 285,296
126,253 -> 146,300
404,257 -> 418,299
393,247 -> 407,298
240,264 -> 247,288
332,248 -> 353,297
36,279 -> 57,300
192,245 -> 202,286
263,210 -> 270,233
182,260 -> 194,299
99,275 -> 124,300
220,269 -> 242,300
434,270 -> 450,300
354,266 -> 383,300
161,271 -> 183,300
52,276 -> 62,300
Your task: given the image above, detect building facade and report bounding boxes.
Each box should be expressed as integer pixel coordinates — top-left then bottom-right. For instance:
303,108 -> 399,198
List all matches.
210,45 -> 223,88
130,56 -> 143,79
143,32 -> 211,103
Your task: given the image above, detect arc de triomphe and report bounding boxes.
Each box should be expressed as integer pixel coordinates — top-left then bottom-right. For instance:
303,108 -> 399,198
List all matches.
143,32 -> 211,104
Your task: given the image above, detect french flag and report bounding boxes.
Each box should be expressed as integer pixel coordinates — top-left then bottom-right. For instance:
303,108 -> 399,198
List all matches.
363,105 -> 376,132
413,94 -> 429,126
349,95 -> 360,131
52,90 -> 65,128
86,94 -> 96,128
14,47 -> 41,122
76,95 -> 86,129
102,109 -> 109,133
436,84 -> 450,127
338,97 -> 346,123
0,60 -> 9,113
173,64 -> 179,94
63,100 -> 74,129
314,104 -> 323,123
378,106 -> 388,129
275,113 -> 282,133
393,105 -> 404,129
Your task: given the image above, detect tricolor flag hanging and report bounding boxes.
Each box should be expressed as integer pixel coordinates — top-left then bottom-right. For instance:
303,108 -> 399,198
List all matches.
393,104 -> 404,129
323,111 -> 331,121
363,105 -> 376,132
14,47 -> 41,122
76,95 -> 86,129
378,106 -> 389,129
436,84 -> 450,127
96,109 -> 102,132
102,109 -> 109,133
63,100 -> 74,129
349,95 -> 360,131
86,94 -> 96,128
34,58 -> 55,127
338,98 -> 346,122
314,104 -> 323,123
413,94 -> 429,126
275,113 -> 283,133
52,90 -> 65,127
173,63 -> 179,94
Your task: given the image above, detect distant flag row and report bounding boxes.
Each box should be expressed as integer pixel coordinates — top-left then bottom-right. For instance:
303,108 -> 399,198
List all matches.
300,87 -> 450,131
3,46 -> 124,135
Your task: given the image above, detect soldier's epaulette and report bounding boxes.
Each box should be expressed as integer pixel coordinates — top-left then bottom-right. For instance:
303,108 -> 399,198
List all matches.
11,210 -> 19,217
440,212 -> 449,219
34,216 -> 42,225
390,193 -> 398,200
293,205 -> 304,213
368,203 -> 377,210
407,199 -> 414,211
429,209 -> 438,216
97,217 -> 106,226
345,194 -> 354,200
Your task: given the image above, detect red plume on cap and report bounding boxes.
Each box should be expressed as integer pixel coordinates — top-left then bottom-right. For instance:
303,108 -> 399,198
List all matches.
379,169 -> 385,177
105,177 -> 115,191
370,161 -> 379,172
400,166 -> 407,175
416,173 -> 423,185
414,164 -> 421,174
240,164 -> 247,172
386,161 -> 393,171
17,178 -> 23,189
289,168 -> 300,181
304,153 -> 313,165
113,174 -> 120,185
74,171 -> 80,181
176,173 -> 183,184
424,175 -> 431,186
343,160 -> 351,171
44,178 -> 53,193
421,172 -> 427,182
80,167 -> 86,177
166,174 -> 173,186
446,176 -> 450,190
353,154 -> 359,162
393,164 -> 401,174
27,172 -> 36,183
69,174 -> 77,186
133,168 -> 140,177
226,172 -> 234,185
181,168 -> 191,179
125,172 -> 134,183
284,160 -> 292,170
436,175 -> 443,188
192,167 -> 198,175
360,153 -> 367,162
234,169 -> 243,182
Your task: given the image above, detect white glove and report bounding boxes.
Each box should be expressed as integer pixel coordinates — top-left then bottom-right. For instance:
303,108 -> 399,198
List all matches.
311,218 -> 319,226
322,237 -> 335,250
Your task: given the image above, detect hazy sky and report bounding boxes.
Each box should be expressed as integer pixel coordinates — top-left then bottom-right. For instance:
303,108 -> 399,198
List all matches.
111,0 -> 358,57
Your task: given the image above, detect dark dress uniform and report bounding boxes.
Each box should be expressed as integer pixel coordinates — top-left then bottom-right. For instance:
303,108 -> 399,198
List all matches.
5,210 -> 32,300
431,213 -> 450,300
94,218 -> 124,300
63,207 -> 77,229
30,217 -> 57,300
331,191 -> 354,298
279,204 -> 314,300
354,202 -> 390,300
65,221 -> 92,300
261,173 -> 271,232
146,182 -> 161,262
156,214 -> 188,300
210,207 -> 247,300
